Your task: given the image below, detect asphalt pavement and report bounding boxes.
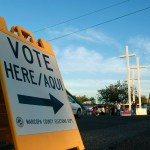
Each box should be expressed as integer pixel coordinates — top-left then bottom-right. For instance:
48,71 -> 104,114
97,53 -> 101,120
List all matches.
76,115 -> 150,150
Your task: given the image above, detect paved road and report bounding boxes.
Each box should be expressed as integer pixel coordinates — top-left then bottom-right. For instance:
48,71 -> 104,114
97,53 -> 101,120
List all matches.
76,115 -> 150,150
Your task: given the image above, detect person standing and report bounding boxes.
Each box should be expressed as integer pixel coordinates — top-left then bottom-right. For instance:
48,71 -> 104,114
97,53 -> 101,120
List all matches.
117,103 -> 121,116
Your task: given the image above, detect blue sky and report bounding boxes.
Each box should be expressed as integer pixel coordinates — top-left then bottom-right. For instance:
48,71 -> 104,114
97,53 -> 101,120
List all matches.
1,0 -> 150,98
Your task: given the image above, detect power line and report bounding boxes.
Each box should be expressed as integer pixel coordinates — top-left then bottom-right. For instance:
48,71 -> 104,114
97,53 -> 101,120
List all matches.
47,6 -> 150,42
33,0 -> 130,33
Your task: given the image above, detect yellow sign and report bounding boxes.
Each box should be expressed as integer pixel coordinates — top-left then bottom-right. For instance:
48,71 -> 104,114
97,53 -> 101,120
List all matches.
0,17 -> 84,150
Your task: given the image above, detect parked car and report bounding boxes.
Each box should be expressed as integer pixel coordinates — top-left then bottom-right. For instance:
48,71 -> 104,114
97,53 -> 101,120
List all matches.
82,103 -> 94,115
68,95 -> 82,118
93,104 -> 105,116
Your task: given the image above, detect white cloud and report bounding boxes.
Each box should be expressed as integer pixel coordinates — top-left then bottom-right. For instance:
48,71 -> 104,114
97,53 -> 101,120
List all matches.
70,29 -> 120,46
64,79 -> 118,97
134,80 -> 150,97
47,28 -> 126,98
48,30 -> 150,98
129,36 -> 150,52
46,27 -> 121,48
141,65 -> 150,77
128,36 -> 150,79
64,79 -> 150,98
56,46 -> 149,98
56,46 -> 125,74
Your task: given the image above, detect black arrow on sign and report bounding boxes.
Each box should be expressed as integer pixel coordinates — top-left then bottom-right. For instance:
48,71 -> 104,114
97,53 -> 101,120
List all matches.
17,93 -> 64,114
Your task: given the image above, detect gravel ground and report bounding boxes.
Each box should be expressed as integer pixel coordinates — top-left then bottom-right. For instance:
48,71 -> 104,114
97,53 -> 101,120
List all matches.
76,115 -> 150,150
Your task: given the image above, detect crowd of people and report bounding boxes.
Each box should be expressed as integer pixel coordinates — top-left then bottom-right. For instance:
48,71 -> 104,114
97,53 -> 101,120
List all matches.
91,103 -> 137,116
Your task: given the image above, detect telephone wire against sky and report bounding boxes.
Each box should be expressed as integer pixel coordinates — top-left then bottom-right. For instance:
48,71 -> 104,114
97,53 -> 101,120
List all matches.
33,0 -> 130,33
47,6 -> 150,42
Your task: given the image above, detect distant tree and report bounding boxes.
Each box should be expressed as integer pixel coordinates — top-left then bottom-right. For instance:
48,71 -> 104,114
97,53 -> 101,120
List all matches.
89,97 -> 95,104
133,93 -> 147,105
97,80 -> 148,105
74,95 -> 94,104
141,95 -> 148,104
97,81 -> 128,104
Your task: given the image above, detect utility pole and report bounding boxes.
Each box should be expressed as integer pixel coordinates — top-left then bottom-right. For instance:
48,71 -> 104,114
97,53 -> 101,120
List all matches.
120,46 -> 136,111
130,57 -> 145,108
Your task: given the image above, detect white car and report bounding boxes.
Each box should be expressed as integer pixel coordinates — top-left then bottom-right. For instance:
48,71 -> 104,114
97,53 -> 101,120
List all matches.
68,95 -> 82,118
